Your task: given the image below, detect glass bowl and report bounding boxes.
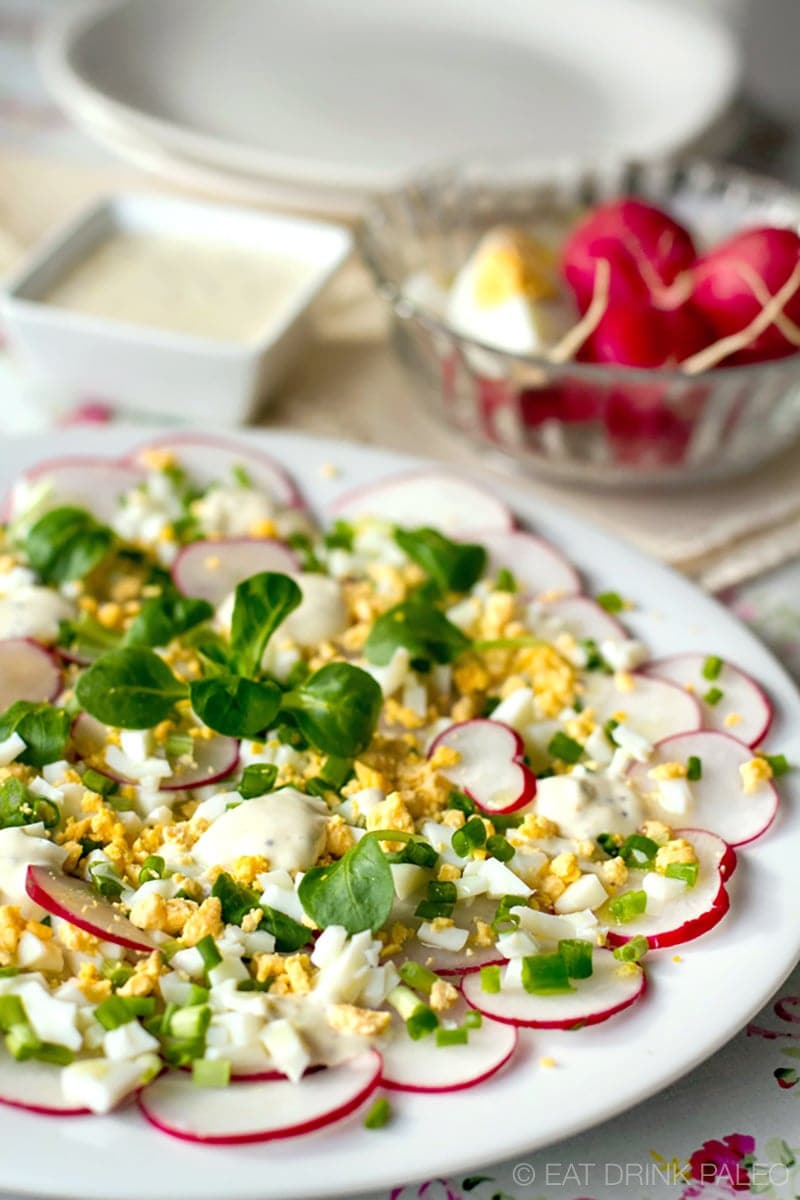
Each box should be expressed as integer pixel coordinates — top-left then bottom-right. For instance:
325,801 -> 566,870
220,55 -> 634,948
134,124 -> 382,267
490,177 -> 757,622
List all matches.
358,158 -> 800,487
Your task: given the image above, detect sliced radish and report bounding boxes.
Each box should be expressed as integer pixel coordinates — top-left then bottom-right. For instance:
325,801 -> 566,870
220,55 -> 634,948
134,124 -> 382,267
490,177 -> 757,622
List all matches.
0,638 -> 61,710
26,865 -> 157,953
606,829 -> 736,950
395,942 -> 504,978
530,595 -> 627,644
428,719 -> 536,814
72,713 -> 239,791
172,537 -> 298,606
138,1052 -> 381,1144
628,731 -> 778,846
462,948 -> 645,1029
8,457 -> 145,524
582,672 -> 702,743
643,654 -> 773,748
0,1058 -> 89,1117
126,434 -> 302,508
461,530 -> 580,598
379,1003 -> 517,1093
329,471 -> 513,535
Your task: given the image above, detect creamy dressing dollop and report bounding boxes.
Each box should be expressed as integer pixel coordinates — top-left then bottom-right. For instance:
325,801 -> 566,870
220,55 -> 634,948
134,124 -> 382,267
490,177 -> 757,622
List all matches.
192,788 -> 328,874
535,772 -> 644,840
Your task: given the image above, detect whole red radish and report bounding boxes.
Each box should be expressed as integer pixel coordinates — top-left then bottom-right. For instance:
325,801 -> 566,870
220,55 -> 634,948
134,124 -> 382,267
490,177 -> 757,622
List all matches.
581,303 -> 710,368
562,198 -> 697,313
692,226 -> 800,361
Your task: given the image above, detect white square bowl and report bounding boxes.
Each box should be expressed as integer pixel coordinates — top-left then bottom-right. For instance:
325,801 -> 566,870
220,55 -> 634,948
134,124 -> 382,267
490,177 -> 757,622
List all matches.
0,193 -> 352,425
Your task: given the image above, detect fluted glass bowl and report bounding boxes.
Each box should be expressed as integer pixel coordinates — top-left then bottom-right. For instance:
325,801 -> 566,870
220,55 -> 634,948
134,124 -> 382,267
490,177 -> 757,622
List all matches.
358,159 -> 800,487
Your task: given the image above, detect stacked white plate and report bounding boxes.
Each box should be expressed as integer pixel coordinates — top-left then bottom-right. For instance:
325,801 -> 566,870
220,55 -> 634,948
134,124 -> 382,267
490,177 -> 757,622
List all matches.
40,0 -> 741,217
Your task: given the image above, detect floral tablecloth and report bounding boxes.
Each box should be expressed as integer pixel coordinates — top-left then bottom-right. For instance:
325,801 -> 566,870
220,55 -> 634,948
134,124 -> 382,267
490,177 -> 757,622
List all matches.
2,4 -> 800,1198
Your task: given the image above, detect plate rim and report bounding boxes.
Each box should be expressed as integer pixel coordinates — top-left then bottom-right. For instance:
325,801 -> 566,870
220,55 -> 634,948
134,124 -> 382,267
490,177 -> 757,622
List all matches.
0,423 -> 797,1200
38,0 -> 741,194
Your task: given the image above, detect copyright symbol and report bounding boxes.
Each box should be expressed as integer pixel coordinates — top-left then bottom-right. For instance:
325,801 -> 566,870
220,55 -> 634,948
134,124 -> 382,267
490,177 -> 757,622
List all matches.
512,1163 -> 536,1186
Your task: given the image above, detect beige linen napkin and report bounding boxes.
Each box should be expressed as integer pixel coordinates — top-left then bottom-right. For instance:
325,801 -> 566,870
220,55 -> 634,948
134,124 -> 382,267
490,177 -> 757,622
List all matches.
1,149 -> 798,592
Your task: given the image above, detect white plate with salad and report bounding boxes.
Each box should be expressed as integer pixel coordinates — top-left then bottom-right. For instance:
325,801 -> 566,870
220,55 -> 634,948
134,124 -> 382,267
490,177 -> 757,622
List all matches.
0,424 -> 797,1200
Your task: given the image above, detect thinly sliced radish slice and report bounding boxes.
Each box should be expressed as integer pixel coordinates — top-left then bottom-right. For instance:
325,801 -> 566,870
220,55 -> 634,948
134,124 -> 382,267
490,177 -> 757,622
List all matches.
26,865 -> 157,953
0,639 -> 61,709
462,530 -> 580,598
462,949 -> 645,1029
428,719 -> 536,814
379,1003 -> 517,1093
329,471 -> 513,535
172,537 -> 298,606
605,829 -> 736,950
126,434 -> 302,508
395,943 -> 504,978
530,595 -> 627,644
628,731 -> 778,846
0,1058 -> 89,1116
581,672 -> 702,743
8,458 -> 145,524
643,654 -> 773,748
72,714 -> 239,791
138,1052 -> 381,1145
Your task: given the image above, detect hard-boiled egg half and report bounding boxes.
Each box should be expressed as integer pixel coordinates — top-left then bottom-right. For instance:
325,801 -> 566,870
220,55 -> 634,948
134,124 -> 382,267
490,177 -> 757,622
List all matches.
446,228 -> 572,355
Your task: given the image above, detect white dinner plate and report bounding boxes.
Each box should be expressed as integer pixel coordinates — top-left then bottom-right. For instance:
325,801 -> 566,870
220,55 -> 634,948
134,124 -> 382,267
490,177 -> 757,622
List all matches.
1,424 -> 798,1200
40,0 -> 740,213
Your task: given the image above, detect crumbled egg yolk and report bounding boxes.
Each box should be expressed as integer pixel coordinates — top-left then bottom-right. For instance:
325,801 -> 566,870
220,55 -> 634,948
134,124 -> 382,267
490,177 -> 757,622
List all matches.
648,762 -> 687,781
472,230 -> 558,308
654,839 -> 697,874
740,757 -> 773,793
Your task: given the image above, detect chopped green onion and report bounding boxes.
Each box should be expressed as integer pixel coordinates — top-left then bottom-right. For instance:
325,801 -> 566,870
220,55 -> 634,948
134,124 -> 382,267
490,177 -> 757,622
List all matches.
596,591 -> 625,614
558,939 -> 594,980
162,1037 -> 206,1066
581,638 -> 612,674
448,789 -> 477,816
608,889 -> 647,924
702,655 -> 723,681
613,935 -> 649,963
451,816 -> 487,858
5,1022 -> 40,1060
486,834 -> 515,863
521,953 -> 574,995
88,861 -> 124,900
34,1043 -> 75,1066
414,899 -> 454,921
427,880 -> 457,905
436,1027 -> 468,1047
687,755 -> 702,781
665,862 -> 699,887
0,967 -> 20,979
101,961 -> 134,988
495,568 -> 517,593
0,995 -> 26,1031
138,855 -> 166,885
166,732 -> 194,758
82,768 -> 117,796
547,732 -> 583,764
398,962 -> 439,994
596,832 -> 622,857
391,838 -> 438,869
619,834 -> 659,869
188,983 -> 210,1005
479,964 -> 502,994
196,934 -> 222,971
169,1004 -> 211,1041
231,464 -> 253,488
94,995 -> 136,1030
388,985 -> 439,1040
461,1010 -> 483,1030
492,894 -> 528,933
481,696 -> 500,718
762,753 -> 791,777
364,1096 -> 392,1129
703,686 -> 724,706
238,763 -> 279,800
192,1058 -> 231,1088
